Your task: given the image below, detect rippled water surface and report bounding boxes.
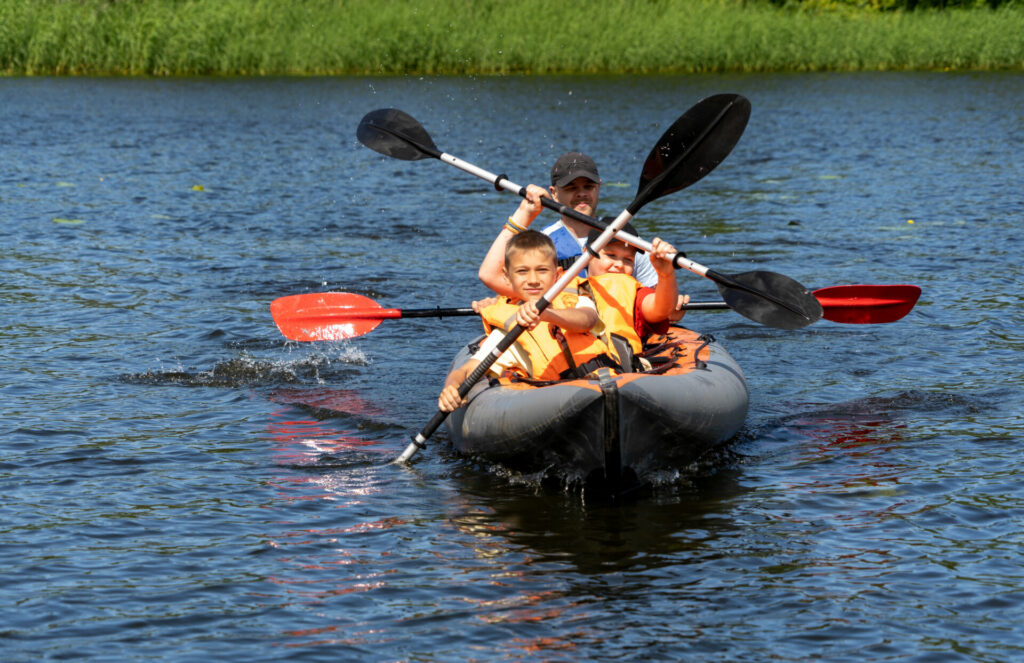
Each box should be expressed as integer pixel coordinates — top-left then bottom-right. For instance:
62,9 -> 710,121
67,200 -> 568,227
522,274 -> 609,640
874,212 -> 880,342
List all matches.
2,73 -> 1023,661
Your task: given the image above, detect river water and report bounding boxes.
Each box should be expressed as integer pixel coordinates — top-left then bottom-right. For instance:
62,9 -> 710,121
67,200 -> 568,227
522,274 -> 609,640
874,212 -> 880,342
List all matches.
2,73 -> 1022,661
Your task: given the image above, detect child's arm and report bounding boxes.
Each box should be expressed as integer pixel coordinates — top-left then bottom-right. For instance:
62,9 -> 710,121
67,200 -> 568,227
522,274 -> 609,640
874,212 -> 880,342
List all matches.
668,293 -> 691,322
478,185 -> 549,296
438,358 -> 481,412
640,237 -> 681,323
517,299 -> 599,332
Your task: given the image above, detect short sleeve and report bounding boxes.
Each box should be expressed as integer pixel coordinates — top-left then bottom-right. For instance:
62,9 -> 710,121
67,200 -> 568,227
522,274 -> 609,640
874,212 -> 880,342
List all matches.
471,330 -> 531,376
635,287 -> 670,338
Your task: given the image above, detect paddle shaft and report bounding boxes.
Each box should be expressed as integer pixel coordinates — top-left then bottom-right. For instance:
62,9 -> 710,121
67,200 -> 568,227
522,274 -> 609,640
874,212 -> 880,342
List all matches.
321,290 -> 901,322
271,283 -> 915,343
396,212 -> 636,464
435,150 -> 816,323
436,142 -> 705,278
450,163 -> 807,322
349,302 -> 730,321
331,306 -> 476,320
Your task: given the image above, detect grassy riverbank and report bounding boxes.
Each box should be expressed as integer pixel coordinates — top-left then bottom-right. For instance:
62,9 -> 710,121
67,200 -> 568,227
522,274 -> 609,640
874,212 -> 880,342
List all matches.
2,0 -> 1022,75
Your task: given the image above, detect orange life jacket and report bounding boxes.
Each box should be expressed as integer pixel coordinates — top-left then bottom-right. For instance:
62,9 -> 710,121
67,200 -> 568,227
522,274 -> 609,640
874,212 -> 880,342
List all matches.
585,272 -> 645,354
479,288 -> 616,381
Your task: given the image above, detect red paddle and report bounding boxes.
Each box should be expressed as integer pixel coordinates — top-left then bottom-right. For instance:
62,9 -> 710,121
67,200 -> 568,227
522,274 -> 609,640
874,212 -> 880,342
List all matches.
812,284 -> 921,324
270,284 -> 921,342
269,292 -> 478,342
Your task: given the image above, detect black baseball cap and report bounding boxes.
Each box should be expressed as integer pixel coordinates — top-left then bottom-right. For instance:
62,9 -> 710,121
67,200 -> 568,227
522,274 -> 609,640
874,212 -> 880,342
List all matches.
586,220 -> 645,254
550,152 -> 601,187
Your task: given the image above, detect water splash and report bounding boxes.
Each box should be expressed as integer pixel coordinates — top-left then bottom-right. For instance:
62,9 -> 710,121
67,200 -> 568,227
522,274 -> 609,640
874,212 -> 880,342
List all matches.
121,346 -> 368,388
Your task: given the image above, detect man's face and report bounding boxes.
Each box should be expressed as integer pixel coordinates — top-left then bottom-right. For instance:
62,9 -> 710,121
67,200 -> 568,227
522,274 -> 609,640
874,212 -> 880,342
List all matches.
550,177 -> 600,218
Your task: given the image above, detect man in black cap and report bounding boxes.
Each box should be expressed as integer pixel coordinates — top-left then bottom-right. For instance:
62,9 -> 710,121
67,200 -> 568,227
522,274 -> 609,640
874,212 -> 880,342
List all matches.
478,151 -> 659,298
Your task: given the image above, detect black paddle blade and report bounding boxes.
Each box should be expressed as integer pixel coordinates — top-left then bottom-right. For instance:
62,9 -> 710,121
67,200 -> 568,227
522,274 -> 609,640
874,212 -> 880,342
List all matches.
716,270 -> 823,330
357,108 -> 441,161
631,93 -> 751,213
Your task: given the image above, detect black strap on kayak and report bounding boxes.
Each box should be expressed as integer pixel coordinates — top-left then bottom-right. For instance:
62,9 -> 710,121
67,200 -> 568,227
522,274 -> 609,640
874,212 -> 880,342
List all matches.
693,334 -> 714,370
466,335 -> 486,354
551,327 -> 578,377
598,369 -> 622,494
639,338 -> 686,358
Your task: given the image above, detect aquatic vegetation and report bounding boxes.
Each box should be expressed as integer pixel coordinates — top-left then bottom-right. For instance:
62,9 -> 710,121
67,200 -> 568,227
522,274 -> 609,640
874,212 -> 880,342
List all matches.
1,0 -> 1021,74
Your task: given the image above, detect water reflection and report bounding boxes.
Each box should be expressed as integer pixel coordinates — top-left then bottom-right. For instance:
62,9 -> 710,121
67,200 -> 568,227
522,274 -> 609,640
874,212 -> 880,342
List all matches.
268,386 -> 395,425
254,405 -> 416,655
256,391 -> 762,656
442,460 -> 752,576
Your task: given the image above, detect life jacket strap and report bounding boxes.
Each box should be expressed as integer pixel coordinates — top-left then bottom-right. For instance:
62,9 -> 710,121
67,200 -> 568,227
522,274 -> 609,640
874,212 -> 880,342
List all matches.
559,353 -> 624,380
550,327 -> 578,377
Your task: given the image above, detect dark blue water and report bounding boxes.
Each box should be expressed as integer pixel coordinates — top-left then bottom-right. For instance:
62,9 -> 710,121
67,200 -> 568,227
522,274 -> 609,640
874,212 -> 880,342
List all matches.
2,73 -> 1022,661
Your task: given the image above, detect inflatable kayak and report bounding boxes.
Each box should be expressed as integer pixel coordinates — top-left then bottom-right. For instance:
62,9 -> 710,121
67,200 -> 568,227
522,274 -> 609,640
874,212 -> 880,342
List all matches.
443,327 -> 749,494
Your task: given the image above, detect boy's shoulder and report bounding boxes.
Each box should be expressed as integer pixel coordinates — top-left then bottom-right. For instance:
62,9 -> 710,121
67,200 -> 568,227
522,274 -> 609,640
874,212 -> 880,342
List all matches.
551,289 -> 580,308
555,277 -> 599,307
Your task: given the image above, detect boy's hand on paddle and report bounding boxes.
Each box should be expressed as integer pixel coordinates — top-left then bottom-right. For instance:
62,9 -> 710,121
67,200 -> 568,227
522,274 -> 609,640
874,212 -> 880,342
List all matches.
516,301 -> 542,329
668,293 -> 691,322
649,237 -> 679,276
438,384 -> 466,412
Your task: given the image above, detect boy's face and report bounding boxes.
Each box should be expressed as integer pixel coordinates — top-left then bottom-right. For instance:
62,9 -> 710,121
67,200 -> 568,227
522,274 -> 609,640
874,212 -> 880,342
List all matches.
550,177 -> 600,218
588,241 -> 636,277
504,248 -> 560,303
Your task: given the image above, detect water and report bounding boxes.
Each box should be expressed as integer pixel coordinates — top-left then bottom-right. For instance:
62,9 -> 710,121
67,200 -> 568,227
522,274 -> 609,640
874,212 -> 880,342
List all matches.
2,73 -> 1022,661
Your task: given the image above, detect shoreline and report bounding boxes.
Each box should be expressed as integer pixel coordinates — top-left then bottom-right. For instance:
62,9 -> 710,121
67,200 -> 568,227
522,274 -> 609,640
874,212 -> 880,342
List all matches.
3,0 -> 1022,76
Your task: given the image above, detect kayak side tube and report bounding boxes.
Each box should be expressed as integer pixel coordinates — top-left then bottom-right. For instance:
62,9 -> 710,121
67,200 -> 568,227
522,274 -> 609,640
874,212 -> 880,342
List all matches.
443,328 -> 749,485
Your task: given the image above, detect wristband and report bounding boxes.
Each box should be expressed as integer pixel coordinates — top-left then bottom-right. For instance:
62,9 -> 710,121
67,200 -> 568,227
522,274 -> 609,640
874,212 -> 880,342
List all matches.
505,217 -> 527,234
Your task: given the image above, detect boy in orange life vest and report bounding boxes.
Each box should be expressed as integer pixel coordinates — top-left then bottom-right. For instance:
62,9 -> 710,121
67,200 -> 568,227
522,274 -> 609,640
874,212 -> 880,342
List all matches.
584,225 -> 690,356
439,230 -> 615,413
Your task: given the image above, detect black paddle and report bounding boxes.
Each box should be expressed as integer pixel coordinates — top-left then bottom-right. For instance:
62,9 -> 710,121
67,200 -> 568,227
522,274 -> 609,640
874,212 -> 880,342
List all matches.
357,95 -> 822,330
367,97 -> 752,463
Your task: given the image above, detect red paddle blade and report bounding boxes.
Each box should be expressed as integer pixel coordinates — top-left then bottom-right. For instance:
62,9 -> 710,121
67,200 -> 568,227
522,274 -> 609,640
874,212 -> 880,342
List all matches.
814,285 -> 921,324
270,292 -> 395,341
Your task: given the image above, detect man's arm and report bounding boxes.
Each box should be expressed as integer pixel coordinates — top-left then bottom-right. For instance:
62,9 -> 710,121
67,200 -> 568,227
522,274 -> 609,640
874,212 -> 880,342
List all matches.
478,228 -> 518,298
478,185 -> 548,296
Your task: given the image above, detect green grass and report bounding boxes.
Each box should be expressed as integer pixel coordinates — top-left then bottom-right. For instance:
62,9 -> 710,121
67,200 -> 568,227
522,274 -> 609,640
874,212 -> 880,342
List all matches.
1,0 -> 1022,75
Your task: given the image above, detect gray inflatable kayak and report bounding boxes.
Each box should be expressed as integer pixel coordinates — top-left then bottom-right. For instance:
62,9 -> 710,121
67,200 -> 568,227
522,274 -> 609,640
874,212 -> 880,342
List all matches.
444,327 -> 749,494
